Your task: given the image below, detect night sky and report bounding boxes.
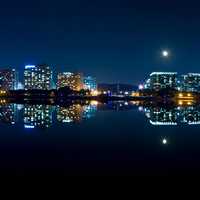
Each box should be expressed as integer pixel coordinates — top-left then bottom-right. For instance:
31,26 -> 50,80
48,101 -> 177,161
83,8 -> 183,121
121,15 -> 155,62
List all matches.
1,0 -> 200,84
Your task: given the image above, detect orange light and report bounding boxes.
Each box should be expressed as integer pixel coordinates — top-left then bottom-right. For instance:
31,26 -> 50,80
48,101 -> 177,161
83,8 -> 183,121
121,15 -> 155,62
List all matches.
90,101 -> 98,106
179,93 -> 183,98
91,90 -> 99,96
178,101 -> 183,105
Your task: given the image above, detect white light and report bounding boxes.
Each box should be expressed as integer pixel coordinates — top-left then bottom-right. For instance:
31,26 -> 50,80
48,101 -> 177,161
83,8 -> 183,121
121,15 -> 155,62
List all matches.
138,106 -> 143,111
162,50 -> 169,57
25,65 -> 36,69
24,125 -> 35,129
139,84 -> 144,90
162,138 -> 167,145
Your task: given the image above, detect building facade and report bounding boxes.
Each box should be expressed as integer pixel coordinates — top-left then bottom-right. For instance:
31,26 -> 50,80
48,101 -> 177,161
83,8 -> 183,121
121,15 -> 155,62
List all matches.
145,72 -> 178,90
181,73 -> 200,92
57,72 -> 83,91
0,69 -> 18,90
24,64 -> 53,90
83,76 -> 97,91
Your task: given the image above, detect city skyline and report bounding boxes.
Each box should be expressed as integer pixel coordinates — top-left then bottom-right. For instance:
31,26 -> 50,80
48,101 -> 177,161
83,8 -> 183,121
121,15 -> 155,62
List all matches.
3,63 -> 200,92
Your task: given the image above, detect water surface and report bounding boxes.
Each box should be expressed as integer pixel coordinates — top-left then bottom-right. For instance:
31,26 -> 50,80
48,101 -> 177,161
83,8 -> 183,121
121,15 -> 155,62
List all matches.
0,101 -> 200,175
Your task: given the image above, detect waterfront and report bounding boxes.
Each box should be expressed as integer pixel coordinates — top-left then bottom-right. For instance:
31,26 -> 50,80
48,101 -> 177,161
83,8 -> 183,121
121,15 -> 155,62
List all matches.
0,101 -> 200,175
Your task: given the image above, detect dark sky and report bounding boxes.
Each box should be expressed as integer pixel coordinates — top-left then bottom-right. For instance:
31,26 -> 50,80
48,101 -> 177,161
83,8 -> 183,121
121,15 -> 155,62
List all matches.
1,0 -> 200,84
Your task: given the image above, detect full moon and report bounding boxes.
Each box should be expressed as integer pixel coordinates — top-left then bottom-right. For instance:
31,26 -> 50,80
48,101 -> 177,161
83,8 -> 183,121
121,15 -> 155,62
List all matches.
162,50 -> 169,57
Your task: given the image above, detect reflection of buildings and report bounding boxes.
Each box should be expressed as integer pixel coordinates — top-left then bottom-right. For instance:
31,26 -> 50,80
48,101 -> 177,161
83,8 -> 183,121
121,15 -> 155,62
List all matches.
57,103 -> 97,123
57,104 -> 84,123
24,105 -> 53,128
144,72 -> 178,91
57,72 -> 83,91
0,104 -> 17,124
24,65 -> 53,90
181,107 -> 200,125
98,101 -> 136,111
145,107 -> 178,126
0,69 -> 18,90
143,106 -> 200,126
83,104 -> 97,119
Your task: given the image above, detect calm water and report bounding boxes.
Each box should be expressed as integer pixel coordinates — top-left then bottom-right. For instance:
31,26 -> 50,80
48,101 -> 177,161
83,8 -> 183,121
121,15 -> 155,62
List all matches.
1,100 -> 200,175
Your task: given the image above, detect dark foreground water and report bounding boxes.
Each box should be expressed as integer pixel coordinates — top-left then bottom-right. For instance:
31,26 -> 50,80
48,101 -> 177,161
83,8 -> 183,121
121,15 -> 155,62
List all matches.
1,101 -> 200,175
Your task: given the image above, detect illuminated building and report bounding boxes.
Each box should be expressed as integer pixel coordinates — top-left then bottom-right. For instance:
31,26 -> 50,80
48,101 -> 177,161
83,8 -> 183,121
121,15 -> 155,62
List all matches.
0,69 -> 18,90
24,64 -> 53,90
57,104 -> 84,123
181,73 -> 200,92
145,72 -> 178,91
57,72 -> 83,91
24,105 -> 53,128
83,76 -> 97,91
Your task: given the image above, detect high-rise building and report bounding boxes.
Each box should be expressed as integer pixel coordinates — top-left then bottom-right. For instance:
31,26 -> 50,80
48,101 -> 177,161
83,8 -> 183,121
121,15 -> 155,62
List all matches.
181,73 -> 200,92
83,76 -> 97,91
0,69 -> 18,90
24,64 -> 53,90
57,72 -> 83,91
145,72 -> 178,90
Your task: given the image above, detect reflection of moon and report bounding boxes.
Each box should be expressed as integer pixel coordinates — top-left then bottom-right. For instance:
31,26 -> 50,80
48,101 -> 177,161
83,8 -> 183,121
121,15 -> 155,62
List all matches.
162,138 -> 167,145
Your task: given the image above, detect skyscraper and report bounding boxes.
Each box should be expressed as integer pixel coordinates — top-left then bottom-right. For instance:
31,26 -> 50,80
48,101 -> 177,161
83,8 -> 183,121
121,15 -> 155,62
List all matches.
83,76 -> 97,91
181,73 -> 200,92
146,72 -> 178,91
24,64 -> 53,90
0,69 -> 18,90
57,72 -> 83,91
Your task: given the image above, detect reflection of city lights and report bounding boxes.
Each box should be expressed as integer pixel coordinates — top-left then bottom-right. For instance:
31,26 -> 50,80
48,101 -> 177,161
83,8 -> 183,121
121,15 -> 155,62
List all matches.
132,92 -> 140,97
179,93 -> 183,98
179,101 -> 183,105
17,104 -> 24,111
24,125 -> 35,129
124,102 -> 128,106
90,101 -> 98,106
138,106 -> 143,111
